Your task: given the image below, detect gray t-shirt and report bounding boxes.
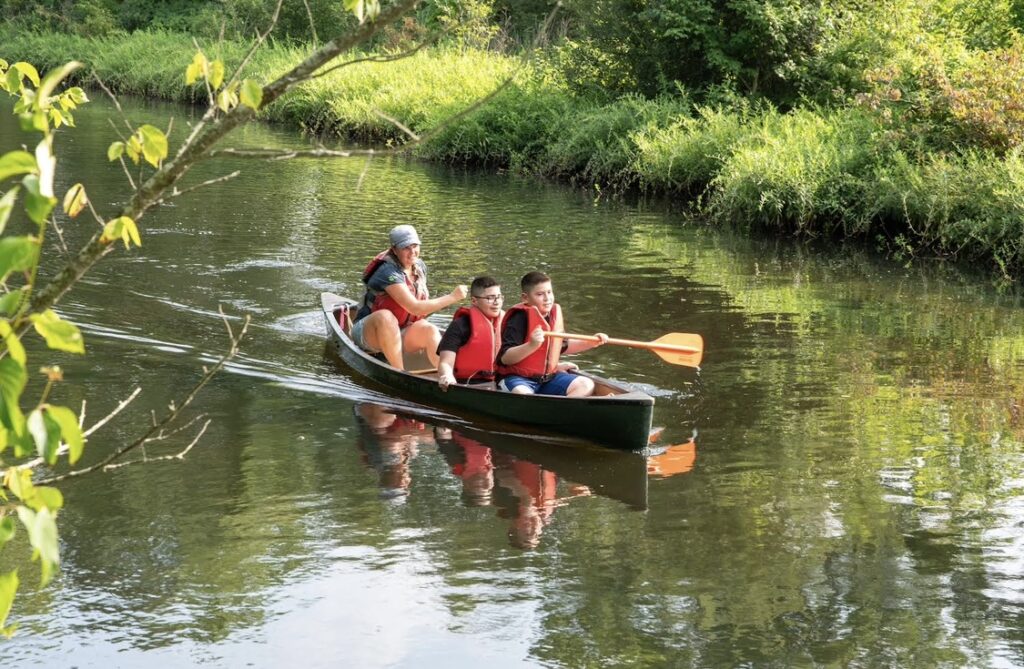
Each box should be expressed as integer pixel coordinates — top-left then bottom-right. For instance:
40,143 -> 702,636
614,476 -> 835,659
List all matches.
356,256 -> 428,321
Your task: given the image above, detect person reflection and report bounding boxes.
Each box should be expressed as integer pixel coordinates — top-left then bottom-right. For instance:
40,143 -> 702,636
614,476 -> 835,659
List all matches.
437,429 -> 579,549
493,452 -> 561,550
353,403 -> 436,502
436,427 -> 495,507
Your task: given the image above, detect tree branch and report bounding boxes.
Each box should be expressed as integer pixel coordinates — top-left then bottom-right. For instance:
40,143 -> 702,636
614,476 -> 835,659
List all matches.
308,33 -> 438,81
151,170 -> 241,206
26,0 -> 421,319
36,313 -> 249,484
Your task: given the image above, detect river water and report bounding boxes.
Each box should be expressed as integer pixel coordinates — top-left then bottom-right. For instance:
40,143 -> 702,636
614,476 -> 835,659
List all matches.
3,94 -> 1024,667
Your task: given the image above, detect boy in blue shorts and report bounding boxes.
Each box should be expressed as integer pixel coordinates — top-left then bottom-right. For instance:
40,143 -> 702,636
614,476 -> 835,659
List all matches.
496,271 -> 607,397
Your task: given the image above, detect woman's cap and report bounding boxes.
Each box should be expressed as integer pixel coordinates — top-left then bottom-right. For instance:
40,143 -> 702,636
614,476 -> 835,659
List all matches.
389,224 -> 421,249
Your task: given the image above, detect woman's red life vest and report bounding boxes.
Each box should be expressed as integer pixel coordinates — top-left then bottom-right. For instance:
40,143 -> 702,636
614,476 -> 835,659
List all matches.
451,306 -> 501,382
496,303 -> 564,379
361,250 -> 427,328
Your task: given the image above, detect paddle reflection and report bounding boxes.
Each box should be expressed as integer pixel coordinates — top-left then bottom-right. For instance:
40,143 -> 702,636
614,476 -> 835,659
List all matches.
647,439 -> 697,478
352,402 -> 694,548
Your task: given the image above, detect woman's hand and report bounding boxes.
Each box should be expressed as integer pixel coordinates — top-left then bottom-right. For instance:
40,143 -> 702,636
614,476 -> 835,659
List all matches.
450,284 -> 468,301
594,332 -> 609,346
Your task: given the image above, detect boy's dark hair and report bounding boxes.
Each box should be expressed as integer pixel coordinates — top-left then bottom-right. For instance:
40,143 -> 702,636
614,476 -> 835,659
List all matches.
520,271 -> 550,293
470,275 -> 499,296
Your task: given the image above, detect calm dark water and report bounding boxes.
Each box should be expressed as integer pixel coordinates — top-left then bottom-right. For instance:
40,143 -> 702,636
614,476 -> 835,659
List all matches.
3,94 -> 1024,667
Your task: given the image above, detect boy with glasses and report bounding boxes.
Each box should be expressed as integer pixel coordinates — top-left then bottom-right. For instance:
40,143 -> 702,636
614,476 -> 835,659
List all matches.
437,276 -> 505,389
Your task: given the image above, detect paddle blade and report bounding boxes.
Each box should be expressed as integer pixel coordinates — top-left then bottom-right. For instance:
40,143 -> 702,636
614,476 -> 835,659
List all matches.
652,333 -> 703,367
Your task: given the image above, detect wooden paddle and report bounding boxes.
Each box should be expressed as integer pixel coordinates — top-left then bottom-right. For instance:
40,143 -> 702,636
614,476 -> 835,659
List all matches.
543,331 -> 703,368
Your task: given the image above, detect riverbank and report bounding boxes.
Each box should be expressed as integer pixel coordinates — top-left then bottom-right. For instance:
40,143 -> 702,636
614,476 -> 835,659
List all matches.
5,28 -> 1024,280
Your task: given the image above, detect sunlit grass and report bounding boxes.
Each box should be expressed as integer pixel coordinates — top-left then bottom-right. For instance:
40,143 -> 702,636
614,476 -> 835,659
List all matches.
6,27 -> 1024,277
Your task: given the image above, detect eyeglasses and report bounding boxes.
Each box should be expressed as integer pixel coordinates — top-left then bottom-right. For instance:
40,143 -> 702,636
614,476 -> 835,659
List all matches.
472,294 -> 504,303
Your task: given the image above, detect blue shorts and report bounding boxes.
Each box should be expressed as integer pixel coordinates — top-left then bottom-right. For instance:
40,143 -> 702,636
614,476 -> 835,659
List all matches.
499,372 -> 578,396
350,317 -> 380,353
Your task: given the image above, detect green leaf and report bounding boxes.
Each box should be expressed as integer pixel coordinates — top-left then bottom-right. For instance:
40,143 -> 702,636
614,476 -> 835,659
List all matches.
216,84 -> 239,113
0,357 -> 27,436
62,183 -> 87,218
107,141 -> 124,161
12,62 -> 40,87
4,467 -> 32,501
0,569 -> 18,635
21,175 -> 56,225
0,427 -> 8,455
29,484 -> 63,512
126,135 -> 142,165
36,61 -> 82,109
185,52 -> 207,86
0,236 -> 39,281
46,405 -> 83,464
66,87 -> 87,104
240,79 -> 263,110
16,506 -> 59,586
6,68 -> 22,94
101,216 -> 141,249
0,151 -> 36,183
30,110 -> 48,133
0,518 -> 14,545
34,137 -> 55,198
0,320 -> 25,365
30,309 -> 84,354
27,408 -> 56,462
209,60 -> 225,90
137,125 -> 168,167
0,187 -> 18,235
0,288 -> 27,316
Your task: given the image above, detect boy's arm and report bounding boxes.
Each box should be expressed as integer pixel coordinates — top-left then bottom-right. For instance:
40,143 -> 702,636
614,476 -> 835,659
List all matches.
437,350 -> 457,390
501,328 -> 545,365
564,333 -> 608,355
436,315 -> 471,389
498,311 -> 542,365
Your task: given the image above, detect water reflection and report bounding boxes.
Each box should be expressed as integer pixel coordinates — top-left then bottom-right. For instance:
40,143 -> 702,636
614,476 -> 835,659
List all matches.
351,401 -> 699,548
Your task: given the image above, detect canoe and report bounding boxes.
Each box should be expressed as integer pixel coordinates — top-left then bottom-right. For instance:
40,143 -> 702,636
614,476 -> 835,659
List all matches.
321,292 -> 655,450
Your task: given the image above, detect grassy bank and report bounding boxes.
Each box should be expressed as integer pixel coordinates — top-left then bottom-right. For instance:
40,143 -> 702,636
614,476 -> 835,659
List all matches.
5,28 -> 1024,279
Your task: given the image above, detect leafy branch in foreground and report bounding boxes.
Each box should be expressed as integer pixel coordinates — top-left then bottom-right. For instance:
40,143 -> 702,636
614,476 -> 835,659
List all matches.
0,0 -> 538,637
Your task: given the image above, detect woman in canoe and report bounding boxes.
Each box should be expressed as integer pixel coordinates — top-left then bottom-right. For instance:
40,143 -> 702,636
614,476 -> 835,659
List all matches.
352,224 -> 468,370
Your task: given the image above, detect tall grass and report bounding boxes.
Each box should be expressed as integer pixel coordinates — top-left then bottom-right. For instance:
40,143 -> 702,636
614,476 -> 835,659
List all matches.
7,27 -> 1024,278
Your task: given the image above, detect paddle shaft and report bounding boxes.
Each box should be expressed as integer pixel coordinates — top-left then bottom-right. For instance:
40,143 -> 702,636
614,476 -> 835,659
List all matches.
544,331 -> 701,354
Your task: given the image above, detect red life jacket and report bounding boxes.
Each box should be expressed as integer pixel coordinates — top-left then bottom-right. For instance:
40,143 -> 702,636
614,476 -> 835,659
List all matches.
496,303 -> 564,379
361,250 -> 427,328
451,306 -> 501,382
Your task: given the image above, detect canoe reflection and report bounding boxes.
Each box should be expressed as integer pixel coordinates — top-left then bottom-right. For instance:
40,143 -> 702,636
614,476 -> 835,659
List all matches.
353,402 -> 697,548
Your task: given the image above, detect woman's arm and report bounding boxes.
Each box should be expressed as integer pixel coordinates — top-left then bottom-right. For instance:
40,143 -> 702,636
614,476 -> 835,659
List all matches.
384,282 -> 467,317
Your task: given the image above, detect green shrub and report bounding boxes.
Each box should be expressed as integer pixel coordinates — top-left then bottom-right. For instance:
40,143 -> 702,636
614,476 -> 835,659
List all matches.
539,94 -> 690,187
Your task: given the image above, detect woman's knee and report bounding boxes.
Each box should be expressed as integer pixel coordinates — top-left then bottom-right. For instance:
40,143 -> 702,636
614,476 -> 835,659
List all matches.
405,321 -> 439,345
365,312 -> 401,345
